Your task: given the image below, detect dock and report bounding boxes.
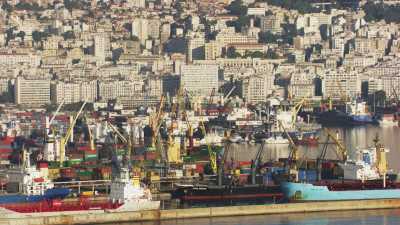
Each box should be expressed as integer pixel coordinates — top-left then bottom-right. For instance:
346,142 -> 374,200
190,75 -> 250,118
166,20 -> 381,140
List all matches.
2,199 -> 400,225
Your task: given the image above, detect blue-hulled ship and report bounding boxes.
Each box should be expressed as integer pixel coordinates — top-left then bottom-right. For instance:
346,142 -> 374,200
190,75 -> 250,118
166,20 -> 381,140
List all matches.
281,141 -> 400,202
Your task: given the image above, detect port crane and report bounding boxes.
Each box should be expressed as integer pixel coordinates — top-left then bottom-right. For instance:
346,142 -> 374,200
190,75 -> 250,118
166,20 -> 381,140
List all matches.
59,101 -> 87,166
199,120 -> 217,174
251,142 -> 265,185
277,120 -> 299,181
217,142 -> 232,186
316,128 -> 347,180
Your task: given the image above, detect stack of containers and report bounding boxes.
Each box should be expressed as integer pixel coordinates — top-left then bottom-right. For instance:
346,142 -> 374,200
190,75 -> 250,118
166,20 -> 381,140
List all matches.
67,151 -> 84,167
76,168 -> 93,181
60,167 -> 76,179
238,161 -> 252,185
0,138 -> 13,164
48,168 -> 60,180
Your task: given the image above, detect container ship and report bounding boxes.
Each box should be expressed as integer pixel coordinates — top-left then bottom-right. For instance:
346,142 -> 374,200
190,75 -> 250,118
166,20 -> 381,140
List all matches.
281,142 -> 400,202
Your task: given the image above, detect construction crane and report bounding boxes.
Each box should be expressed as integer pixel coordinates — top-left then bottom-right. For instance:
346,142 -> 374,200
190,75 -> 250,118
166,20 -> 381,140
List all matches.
59,101 -> 87,166
251,142 -> 265,185
199,120 -> 217,174
107,121 -> 133,166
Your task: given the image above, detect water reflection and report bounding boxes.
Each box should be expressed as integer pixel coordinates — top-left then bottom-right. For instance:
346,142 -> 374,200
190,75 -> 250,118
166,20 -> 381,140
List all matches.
225,125 -> 400,172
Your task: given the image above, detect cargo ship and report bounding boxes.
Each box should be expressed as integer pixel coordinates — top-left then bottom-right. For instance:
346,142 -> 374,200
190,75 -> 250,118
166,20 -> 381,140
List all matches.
1,151 -> 70,204
281,143 -> 400,202
317,101 -> 377,126
1,168 -> 160,214
173,184 -> 283,206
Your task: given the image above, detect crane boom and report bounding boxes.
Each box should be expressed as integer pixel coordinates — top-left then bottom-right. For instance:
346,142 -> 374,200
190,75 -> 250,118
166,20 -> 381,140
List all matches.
59,101 -> 87,165
324,128 -> 347,162
200,120 -> 217,174
49,99 -> 65,126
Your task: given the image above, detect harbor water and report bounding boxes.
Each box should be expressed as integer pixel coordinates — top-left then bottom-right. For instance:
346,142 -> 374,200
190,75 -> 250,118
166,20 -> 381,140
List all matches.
105,209 -> 400,225
226,125 -> 400,173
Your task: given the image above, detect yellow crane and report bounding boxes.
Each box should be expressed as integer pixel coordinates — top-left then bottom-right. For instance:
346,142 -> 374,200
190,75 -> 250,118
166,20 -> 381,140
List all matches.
150,95 -> 165,148
278,120 -> 299,181
324,128 -> 347,162
291,98 -> 307,126
59,101 -> 87,166
199,120 -> 217,174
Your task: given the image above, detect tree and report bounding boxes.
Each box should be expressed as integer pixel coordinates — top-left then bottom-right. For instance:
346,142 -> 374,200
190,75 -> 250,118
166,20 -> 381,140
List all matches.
226,0 -> 247,16
62,31 -> 75,40
226,46 -> 241,58
1,2 -> 13,12
32,31 -> 47,43
259,31 -> 277,44
265,49 -> 278,59
17,31 -> 25,41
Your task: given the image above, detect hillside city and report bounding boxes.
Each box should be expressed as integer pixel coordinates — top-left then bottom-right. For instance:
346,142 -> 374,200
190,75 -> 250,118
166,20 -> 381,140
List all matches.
0,0 -> 399,110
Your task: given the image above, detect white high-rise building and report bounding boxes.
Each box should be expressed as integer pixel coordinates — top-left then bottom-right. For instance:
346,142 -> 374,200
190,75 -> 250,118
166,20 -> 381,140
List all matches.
132,18 -> 148,45
94,33 -> 110,62
181,64 -> 219,97
15,77 -> 50,106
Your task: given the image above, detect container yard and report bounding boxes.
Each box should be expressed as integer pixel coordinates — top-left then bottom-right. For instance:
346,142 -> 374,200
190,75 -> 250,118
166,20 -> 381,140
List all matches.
0,96 -> 399,225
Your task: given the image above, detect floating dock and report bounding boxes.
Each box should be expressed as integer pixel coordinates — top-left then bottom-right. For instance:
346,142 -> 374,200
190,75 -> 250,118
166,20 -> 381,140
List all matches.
2,199 -> 400,225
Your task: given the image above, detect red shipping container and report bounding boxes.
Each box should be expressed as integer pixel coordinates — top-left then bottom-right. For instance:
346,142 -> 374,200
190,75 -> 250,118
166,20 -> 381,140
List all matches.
195,164 -> 204,174
38,162 -> 48,168
239,161 -> 252,167
0,148 -> 12,153
145,152 -> 157,160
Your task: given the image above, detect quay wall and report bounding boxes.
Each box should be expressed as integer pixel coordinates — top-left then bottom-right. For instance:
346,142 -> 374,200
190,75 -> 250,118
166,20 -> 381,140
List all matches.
2,199 -> 400,225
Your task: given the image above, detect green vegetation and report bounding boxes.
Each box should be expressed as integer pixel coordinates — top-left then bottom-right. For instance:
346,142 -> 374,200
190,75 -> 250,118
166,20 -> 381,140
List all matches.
363,2 -> 400,23
225,0 -> 250,32
1,2 -> 12,12
226,0 -> 248,16
64,0 -> 85,11
260,0 -> 320,14
32,31 -> 49,43
15,2 -> 43,11
226,46 -> 242,58
62,31 -> 75,40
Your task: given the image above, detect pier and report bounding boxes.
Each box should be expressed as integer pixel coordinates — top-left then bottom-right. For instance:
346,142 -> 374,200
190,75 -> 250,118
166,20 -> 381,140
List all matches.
2,199 -> 400,225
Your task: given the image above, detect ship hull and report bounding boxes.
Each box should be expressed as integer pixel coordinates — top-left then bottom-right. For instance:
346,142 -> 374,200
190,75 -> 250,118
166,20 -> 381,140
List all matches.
0,188 -> 70,204
281,182 -> 400,201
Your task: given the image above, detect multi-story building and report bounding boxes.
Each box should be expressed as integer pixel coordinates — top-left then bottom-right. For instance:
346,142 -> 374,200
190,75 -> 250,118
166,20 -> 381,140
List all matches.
94,32 -> 110,62
51,82 -> 80,104
15,77 -> 50,106
181,64 -> 219,97
99,80 -> 143,100
260,13 -> 283,34
242,74 -> 275,104
323,69 -> 360,99
132,18 -> 148,45
289,73 -> 315,99
187,35 -> 205,62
